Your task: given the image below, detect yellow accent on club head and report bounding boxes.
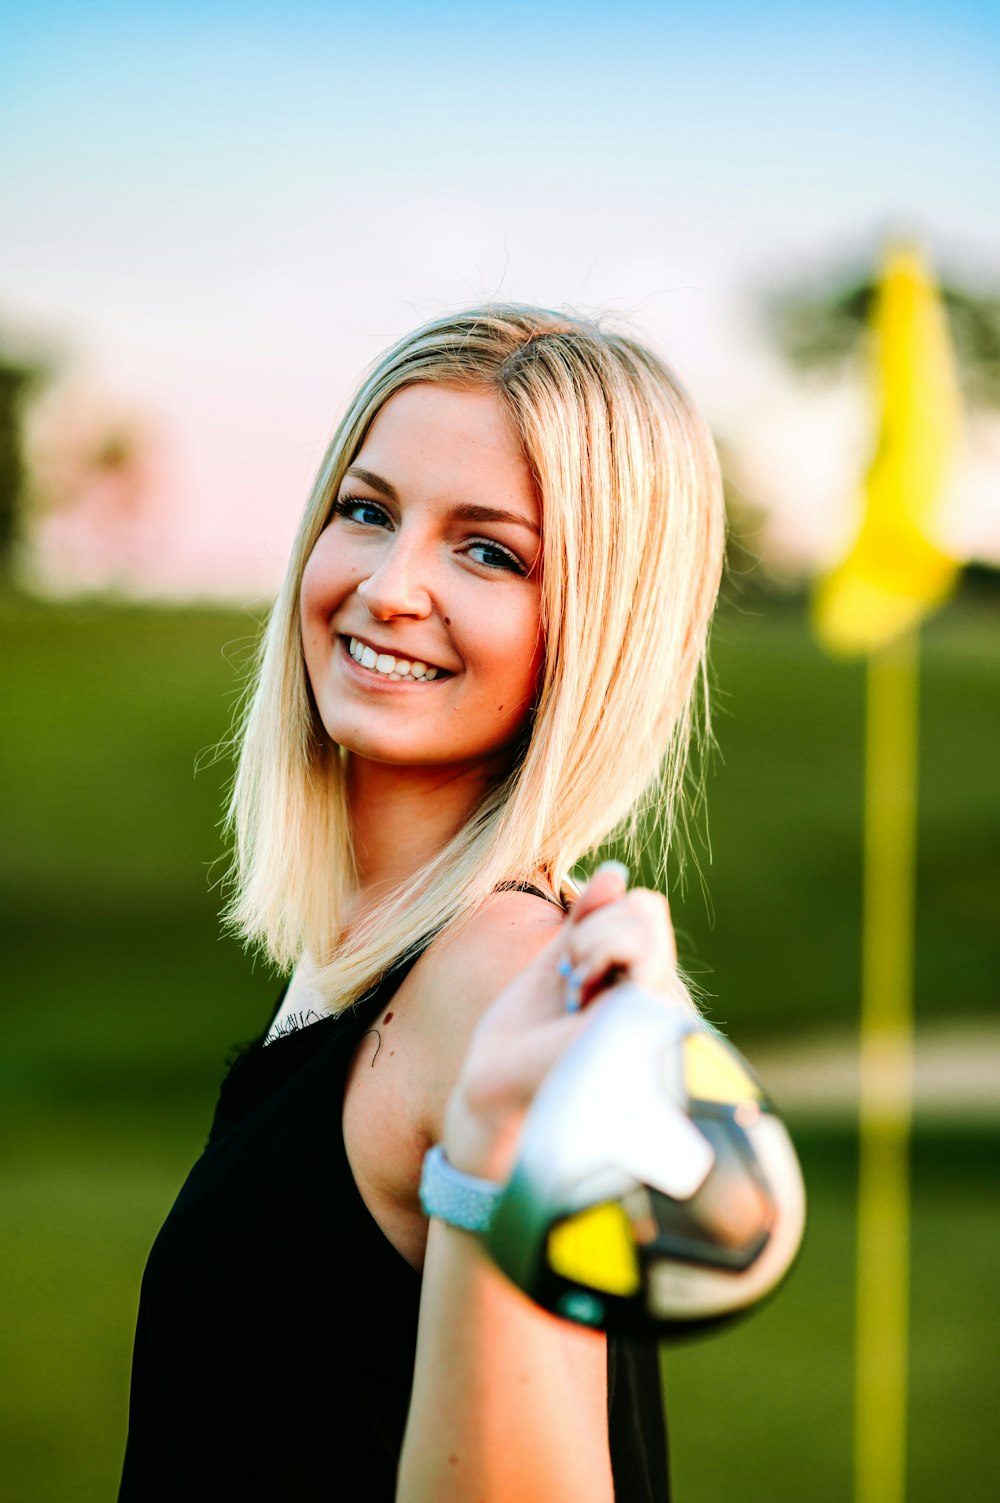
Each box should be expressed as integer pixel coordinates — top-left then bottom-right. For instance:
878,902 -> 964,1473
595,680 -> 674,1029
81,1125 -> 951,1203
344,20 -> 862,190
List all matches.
547,1203 -> 640,1296
684,1032 -> 762,1106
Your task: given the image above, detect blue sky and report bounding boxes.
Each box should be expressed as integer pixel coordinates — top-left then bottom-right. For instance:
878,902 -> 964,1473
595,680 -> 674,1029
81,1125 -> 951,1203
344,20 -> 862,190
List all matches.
2,1 -> 998,594
6,1 -> 998,218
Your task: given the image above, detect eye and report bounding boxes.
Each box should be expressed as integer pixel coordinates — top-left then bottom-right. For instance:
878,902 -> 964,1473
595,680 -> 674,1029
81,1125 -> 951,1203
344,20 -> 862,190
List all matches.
463,538 -> 528,576
331,494 -> 392,528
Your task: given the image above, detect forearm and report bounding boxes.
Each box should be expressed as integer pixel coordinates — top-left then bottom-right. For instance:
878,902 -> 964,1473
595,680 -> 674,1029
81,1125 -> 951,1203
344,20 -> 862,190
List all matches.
397,1218 -> 614,1503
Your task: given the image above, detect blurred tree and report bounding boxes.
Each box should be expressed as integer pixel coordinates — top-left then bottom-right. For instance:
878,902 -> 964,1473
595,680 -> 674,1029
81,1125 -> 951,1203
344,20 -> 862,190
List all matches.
764,262 -> 1000,408
28,401 -> 161,593
726,249 -> 1000,601
0,343 -> 47,586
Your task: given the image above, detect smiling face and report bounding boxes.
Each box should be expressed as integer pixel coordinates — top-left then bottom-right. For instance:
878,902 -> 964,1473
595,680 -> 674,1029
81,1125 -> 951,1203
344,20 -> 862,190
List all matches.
299,382 -> 544,778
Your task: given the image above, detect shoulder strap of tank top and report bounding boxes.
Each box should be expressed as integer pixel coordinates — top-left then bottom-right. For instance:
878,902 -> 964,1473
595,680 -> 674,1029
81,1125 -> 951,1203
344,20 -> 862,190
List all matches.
354,885 -> 565,1020
494,880 -> 567,909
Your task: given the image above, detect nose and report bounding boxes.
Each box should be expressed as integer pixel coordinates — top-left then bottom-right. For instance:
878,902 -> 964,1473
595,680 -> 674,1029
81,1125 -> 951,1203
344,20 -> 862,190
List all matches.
355,533 -> 434,621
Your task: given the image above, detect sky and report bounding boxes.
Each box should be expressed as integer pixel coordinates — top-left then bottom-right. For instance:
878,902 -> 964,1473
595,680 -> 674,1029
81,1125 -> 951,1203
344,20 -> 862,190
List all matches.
2,0 -> 999,598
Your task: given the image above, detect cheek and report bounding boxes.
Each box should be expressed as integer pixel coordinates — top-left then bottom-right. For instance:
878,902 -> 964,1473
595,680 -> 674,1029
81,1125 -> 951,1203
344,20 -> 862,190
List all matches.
518,592 -> 545,680
519,636 -> 545,712
300,533 -> 348,626
298,547 -> 345,684
298,574 -> 323,666
299,541 -> 323,614
490,599 -> 544,709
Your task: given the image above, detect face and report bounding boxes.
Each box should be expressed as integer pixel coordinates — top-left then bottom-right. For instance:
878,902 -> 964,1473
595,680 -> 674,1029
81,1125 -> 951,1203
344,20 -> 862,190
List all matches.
299,383 -> 544,777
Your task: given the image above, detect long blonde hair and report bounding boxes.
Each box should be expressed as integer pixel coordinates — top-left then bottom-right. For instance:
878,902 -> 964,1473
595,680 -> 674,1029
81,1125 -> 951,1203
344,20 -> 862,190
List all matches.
225,304 -> 726,1011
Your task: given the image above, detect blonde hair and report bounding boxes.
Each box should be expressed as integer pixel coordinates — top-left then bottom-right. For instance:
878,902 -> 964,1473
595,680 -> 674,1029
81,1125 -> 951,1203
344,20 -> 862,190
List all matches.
225,304 -> 726,1011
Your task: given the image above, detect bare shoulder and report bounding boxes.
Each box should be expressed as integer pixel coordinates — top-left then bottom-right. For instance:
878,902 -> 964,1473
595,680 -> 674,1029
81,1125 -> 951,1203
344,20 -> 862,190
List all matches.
423,888 -> 565,1004
402,889 -> 565,1130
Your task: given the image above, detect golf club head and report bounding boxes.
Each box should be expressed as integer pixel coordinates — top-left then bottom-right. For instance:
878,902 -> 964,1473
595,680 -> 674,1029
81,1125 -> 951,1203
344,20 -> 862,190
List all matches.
486,982 -> 806,1336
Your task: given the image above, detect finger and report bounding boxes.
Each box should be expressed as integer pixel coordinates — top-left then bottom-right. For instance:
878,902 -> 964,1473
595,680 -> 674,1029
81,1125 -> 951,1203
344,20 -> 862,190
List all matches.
462,1009 -> 596,1116
565,889 -> 678,1002
447,1011 -> 598,1178
568,860 -> 630,926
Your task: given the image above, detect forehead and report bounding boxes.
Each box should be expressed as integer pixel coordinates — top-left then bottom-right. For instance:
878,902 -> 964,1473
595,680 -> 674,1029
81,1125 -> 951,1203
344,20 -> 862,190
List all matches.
353,384 -> 538,519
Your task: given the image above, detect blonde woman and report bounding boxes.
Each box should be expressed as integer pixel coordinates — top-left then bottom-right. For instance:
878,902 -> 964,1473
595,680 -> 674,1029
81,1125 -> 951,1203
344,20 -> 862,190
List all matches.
117,305 -> 726,1502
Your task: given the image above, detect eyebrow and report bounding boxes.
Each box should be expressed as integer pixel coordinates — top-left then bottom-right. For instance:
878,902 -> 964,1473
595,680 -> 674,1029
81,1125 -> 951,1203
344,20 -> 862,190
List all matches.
344,466 -> 539,536
345,466 -> 398,501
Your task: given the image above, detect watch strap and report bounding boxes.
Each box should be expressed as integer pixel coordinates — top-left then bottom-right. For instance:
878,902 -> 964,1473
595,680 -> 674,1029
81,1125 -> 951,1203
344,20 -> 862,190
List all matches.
419,1144 -> 504,1235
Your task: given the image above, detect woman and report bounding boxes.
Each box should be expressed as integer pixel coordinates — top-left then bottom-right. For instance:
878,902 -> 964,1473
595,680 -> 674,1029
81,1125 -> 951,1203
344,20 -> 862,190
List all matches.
118,304 -> 726,1502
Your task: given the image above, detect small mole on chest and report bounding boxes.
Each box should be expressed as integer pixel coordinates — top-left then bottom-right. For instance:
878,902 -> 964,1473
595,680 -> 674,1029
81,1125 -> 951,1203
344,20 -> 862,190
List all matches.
383,1011 -> 394,1024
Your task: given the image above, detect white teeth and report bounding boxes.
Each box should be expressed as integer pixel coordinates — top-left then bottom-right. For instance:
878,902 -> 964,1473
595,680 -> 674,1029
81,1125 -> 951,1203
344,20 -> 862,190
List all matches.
347,638 -> 440,681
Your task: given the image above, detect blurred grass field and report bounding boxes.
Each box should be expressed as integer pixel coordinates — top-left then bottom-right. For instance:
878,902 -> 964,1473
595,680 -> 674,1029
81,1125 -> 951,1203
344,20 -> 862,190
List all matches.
1,583 -> 997,1502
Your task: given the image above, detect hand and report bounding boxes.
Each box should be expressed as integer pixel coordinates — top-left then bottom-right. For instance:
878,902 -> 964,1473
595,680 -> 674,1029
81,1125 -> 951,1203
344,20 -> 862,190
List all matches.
442,862 -> 686,1183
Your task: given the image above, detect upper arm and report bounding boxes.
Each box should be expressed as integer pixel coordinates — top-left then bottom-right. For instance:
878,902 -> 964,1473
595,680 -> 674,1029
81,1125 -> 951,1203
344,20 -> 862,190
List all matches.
341,892 -> 564,1271
406,891 -> 565,1144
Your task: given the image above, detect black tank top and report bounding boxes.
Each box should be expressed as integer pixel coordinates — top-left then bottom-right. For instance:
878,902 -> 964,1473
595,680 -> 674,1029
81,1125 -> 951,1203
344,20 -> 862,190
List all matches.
117,947 -> 670,1501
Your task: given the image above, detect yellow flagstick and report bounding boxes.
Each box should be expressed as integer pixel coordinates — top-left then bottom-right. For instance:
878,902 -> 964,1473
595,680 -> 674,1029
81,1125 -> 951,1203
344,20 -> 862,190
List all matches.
855,629 -> 918,1503
809,241 -> 963,1503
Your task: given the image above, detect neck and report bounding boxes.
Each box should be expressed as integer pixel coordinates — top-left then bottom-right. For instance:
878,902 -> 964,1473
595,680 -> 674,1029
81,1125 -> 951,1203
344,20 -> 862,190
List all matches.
347,755 -> 506,906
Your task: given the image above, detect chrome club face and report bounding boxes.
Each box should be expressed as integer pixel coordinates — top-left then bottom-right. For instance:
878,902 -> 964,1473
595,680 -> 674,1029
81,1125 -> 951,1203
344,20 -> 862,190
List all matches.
486,983 -> 807,1336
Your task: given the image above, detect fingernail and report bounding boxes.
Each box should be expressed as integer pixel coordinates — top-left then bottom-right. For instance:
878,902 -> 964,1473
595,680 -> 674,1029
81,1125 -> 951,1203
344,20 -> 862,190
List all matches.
594,860 -> 630,883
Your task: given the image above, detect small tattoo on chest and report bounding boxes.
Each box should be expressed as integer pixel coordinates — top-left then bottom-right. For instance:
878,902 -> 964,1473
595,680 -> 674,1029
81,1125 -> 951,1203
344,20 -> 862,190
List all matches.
262,1007 -> 324,1046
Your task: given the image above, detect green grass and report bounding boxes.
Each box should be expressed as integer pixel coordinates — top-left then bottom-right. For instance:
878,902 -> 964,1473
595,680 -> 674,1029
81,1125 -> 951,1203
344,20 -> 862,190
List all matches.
1,584 -> 998,1500
1,595 -> 281,1111
0,1124 -> 185,1503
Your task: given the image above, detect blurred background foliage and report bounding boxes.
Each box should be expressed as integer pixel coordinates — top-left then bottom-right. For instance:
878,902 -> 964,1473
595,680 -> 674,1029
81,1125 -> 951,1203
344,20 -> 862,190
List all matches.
762,259 -> 1000,406
0,341 -> 48,588
1,261 -> 998,1502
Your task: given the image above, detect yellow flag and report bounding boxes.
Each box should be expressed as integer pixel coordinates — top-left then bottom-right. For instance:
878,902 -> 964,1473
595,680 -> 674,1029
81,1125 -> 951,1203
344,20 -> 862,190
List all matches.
812,244 -> 963,657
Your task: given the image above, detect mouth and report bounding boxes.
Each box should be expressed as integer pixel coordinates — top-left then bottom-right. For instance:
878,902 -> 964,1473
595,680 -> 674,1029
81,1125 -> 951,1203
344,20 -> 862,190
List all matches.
341,634 -> 451,683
